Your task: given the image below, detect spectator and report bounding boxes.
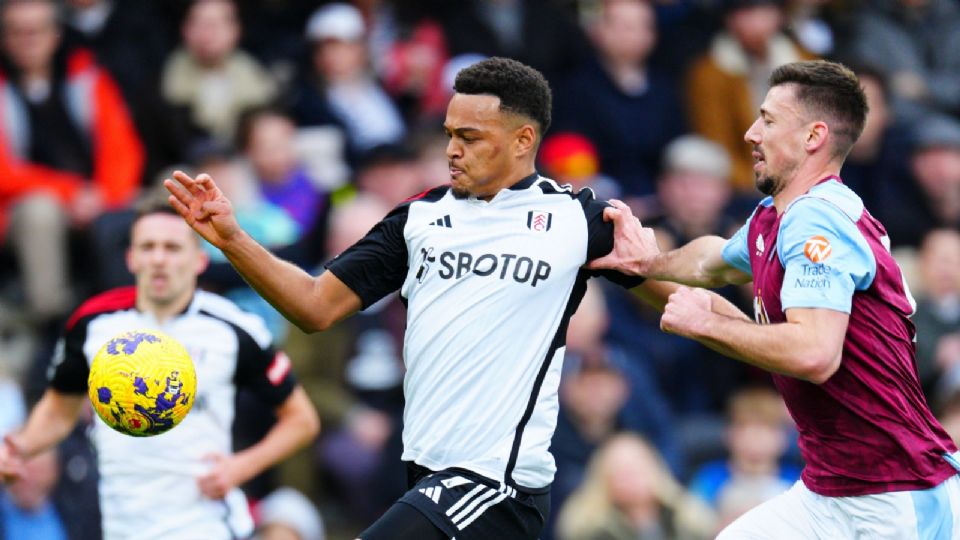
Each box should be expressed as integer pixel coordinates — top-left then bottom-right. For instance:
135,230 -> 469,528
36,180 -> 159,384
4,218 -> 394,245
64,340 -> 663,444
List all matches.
161,0 -> 276,146
0,450 -> 68,540
651,135 -> 738,246
874,113 -> 960,248
236,106 -> 331,241
556,433 -> 715,540
365,1 -> 450,123
0,0 -> 143,322
844,0 -> 960,120
353,144 -> 427,207
288,3 -> 405,164
440,0 -> 587,84
685,0 -> 815,192
552,0 -> 685,205
914,229 -> 960,396
839,65 -> 909,210
63,0 -> 181,182
687,387 -> 800,515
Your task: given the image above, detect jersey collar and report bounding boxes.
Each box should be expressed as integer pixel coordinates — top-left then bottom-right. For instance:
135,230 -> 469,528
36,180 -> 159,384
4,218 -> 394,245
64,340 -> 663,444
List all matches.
508,172 -> 540,191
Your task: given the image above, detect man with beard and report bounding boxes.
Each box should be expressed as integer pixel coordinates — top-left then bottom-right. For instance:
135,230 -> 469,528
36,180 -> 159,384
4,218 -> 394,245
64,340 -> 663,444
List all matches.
590,60 -> 960,538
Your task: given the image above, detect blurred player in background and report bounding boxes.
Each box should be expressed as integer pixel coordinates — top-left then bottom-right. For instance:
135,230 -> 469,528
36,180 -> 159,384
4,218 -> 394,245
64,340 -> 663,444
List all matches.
592,60 -> 960,538
0,193 -> 319,540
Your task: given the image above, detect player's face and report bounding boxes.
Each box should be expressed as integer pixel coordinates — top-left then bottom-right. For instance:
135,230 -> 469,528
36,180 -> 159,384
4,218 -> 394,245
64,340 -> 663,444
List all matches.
744,84 -> 809,196
444,93 -> 528,199
127,214 -> 208,309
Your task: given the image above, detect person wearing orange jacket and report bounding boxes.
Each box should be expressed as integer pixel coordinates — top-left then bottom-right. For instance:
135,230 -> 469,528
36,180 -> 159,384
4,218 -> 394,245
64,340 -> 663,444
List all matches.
0,0 -> 143,322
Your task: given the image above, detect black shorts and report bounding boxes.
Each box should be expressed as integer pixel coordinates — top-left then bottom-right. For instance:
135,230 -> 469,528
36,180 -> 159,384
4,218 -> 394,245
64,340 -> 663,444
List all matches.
361,462 -> 550,540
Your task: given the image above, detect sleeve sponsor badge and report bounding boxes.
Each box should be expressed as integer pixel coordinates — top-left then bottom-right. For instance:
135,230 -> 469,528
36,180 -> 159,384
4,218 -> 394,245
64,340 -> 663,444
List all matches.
803,235 -> 832,263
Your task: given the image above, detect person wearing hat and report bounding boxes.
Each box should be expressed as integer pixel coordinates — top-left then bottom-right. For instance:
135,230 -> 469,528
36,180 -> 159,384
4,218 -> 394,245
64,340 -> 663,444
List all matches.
686,0 -> 816,193
288,3 -> 405,165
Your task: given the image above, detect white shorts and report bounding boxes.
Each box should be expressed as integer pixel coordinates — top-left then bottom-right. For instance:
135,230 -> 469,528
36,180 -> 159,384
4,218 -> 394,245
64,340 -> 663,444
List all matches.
717,475 -> 960,540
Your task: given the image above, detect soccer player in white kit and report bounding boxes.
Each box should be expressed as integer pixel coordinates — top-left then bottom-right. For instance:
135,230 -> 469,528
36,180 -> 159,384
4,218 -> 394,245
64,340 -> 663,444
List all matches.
0,196 -> 319,540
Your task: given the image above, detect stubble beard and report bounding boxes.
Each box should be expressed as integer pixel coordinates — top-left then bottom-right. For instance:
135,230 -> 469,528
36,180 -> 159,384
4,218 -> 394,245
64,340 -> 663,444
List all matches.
756,174 -> 782,196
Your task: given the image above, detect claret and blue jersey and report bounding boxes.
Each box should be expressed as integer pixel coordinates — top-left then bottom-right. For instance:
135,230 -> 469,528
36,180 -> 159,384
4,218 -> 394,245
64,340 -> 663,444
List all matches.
721,177 -> 957,497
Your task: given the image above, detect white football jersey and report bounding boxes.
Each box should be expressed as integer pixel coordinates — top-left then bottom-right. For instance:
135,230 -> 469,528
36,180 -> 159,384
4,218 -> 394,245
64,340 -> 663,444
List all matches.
327,174 -> 641,490
49,288 -> 296,540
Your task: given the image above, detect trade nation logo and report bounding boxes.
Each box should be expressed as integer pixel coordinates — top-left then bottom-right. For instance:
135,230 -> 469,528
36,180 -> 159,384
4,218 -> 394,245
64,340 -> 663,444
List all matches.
803,235 -> 832,263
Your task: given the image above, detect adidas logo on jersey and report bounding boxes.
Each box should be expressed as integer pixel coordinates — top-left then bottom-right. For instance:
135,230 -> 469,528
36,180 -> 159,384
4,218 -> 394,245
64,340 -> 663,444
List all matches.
430,215 -> 453,228
419,485 -> 442,504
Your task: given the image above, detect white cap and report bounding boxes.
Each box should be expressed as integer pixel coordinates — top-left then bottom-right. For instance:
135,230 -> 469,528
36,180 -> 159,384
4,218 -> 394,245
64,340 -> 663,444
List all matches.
662,134 -> 732,180
306,3 -> 365,42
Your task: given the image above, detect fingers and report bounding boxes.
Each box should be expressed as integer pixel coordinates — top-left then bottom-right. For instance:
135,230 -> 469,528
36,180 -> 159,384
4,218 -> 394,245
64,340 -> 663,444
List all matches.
167,195 -> 191,221
601,206 -> 621,223
171,170 -> 205,196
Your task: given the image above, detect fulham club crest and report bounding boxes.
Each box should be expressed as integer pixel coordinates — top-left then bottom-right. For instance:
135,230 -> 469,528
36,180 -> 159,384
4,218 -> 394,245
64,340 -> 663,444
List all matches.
527,211 -> 552,232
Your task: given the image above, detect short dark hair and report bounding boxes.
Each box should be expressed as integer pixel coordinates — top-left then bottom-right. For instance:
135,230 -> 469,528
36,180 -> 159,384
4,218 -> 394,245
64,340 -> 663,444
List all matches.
134,185 -> 182,221
769,60 -> 868,160
453,57 -> 552,138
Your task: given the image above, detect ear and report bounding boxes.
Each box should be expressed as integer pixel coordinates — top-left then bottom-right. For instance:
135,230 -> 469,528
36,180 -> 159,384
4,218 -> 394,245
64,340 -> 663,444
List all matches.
125,247 -> 135,275
805,121 -> 830,154
195,248 -> 210,276
514,124 -> 538,158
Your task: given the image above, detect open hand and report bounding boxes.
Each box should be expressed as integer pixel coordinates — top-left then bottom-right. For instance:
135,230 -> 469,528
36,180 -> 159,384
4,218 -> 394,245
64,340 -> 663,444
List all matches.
586,199 -> 660,276
164,171 -> 242,249
661,286 -> 713,337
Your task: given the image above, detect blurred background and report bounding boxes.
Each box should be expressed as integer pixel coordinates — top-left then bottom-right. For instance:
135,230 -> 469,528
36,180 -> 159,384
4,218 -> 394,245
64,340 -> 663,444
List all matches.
2,0 -> 960,538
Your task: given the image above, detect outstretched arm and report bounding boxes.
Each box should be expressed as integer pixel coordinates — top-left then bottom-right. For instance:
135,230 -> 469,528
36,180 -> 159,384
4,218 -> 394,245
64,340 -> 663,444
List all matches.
661,287 -> 846,384
588,199 -> 751,287
165,171 -> 360,332
197,386 -> 320,500
0,390 -> 85,483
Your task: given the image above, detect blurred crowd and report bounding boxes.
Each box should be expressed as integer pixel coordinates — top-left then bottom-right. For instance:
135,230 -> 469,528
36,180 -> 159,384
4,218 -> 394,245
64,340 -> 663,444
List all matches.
2,0 -> 960,539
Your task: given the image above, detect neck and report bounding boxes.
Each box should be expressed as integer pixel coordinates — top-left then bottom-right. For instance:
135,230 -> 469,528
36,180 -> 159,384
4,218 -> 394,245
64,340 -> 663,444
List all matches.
732,456 -> 777,476
477,165 -> 536,201
138,292 -> 193,324
773,161 -> 841,214
623,502 -> 659,529
20,66 -> 51,86
605,59 -> 646,91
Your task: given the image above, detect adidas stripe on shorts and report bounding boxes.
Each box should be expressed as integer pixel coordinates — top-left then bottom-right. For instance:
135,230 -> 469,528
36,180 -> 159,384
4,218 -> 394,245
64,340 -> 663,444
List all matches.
395,462 -> 549,540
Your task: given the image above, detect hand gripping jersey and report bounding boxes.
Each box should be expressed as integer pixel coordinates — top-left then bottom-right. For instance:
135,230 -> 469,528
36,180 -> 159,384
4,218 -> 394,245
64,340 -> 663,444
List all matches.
326,174 -> 641,491
49,287 -> 297,540
722,177 -> 957,497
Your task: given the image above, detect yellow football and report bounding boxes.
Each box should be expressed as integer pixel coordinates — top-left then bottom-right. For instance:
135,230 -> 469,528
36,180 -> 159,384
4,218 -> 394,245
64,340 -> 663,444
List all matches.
88,330 -> 197,437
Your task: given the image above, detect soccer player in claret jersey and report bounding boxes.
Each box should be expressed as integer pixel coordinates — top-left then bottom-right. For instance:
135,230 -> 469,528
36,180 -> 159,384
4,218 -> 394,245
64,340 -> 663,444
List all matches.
591,60 -> 960,538
162,57 -> 722,540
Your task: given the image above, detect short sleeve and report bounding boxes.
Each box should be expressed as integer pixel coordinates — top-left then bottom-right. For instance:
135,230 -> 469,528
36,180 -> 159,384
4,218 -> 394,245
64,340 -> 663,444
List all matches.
47,319 -> 92,395
231,324 -> 297,408
325,203 -> 410,309
583,196 -> 646,289
778,198 -> 876,313
721,219 -> 753,277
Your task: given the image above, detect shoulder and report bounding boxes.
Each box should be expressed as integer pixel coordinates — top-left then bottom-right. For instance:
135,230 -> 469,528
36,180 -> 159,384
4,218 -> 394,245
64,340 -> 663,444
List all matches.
533,176 -> 598,207
194,291 -> 272,348
66,286 -> 137,331
784,180 -> 864,226
401,184 -> 450,207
